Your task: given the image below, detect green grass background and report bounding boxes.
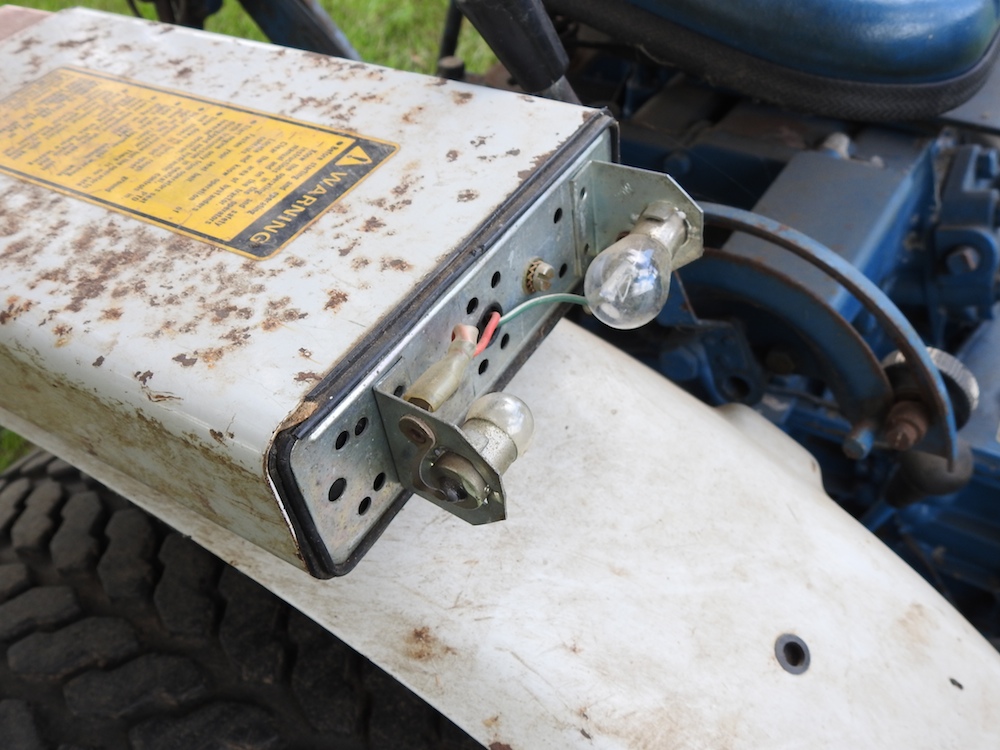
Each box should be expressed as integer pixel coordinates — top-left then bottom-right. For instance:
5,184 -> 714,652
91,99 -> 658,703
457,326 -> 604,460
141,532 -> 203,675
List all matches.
8,1 -> 496,73
0,0 -> 494,470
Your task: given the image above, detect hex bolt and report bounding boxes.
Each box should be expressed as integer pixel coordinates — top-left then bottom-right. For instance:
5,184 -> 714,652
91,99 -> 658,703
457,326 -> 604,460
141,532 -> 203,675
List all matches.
945,245 -> 981,275
883,401 -> 930,451
843,420 -> 877,460
820,132 -> 852,160
524,259 -> 556,293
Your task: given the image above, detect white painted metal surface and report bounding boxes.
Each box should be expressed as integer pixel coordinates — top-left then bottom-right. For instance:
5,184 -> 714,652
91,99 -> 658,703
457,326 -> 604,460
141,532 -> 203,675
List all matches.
0,9 -> 602,569
7,320 -> 1000,748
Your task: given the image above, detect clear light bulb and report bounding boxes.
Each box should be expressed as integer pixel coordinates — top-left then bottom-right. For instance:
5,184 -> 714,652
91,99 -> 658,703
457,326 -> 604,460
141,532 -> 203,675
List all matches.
584,234 -> 672,329
464,392 -> 534,456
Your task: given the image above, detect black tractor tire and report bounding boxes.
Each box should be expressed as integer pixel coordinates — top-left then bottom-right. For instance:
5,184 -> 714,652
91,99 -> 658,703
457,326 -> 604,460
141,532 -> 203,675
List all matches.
0,450 -> 481,750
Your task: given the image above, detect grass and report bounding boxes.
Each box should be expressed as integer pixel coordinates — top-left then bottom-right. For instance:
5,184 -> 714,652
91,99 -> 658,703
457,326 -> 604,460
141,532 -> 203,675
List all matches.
0,1 -> 496,471
0,428 -> 31,472
10,1 -> 496,73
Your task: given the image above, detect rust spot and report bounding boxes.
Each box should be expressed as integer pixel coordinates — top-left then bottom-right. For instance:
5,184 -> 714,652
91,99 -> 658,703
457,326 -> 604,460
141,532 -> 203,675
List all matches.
518,149 -> 557,181
172,353 -> 197,367
406,626 -> 455,661
897,602 -> 932,648
295,371 -> 321,383
457,189 -> 479,203
392,175 -> 418,198
209,429 -> 226,444
325,290 -> 348,312
489,744 -> 514,750
380,258 -> 411,272
446,149 -> 459,162
136,370 -> 154,385
52,324 -> 72,339
223,326 -> 252,345
298,348 -> 313,359
580,729 -> 592,740
196,347 -> 226,366
175,67 -> 193,78
279,397 -> 320,431
452,91 -> 473,105
14,36 -> 40,54
362,217 -> 386,233
483,716 -> 500,729
351,257 -> 370,270
213,305 -> 238,321
402,106 -> 424,124
92,356 -> 105,368
1,296 -> 34,325
338,239 -> 360,257
506,148 -> 521,156
57,36 -> 97,49
100,307 -> 123,321
470,136 -> 488,148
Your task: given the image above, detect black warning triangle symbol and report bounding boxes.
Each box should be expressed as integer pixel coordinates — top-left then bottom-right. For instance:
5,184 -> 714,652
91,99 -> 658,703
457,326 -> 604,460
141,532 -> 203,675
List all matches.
336,145 -> 373,166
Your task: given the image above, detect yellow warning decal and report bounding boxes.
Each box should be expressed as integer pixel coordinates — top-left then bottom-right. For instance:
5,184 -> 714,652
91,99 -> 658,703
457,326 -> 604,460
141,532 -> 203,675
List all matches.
0,67 -> 397,259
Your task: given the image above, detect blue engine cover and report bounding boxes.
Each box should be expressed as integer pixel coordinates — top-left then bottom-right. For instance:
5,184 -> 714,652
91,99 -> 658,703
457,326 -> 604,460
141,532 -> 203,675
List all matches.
630,0 -> 1000,83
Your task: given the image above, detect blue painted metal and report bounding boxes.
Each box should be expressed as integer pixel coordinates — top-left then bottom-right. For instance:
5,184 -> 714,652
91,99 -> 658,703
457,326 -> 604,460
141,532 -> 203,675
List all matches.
932,145 -> 1000,316
722,130 -> 937,327
701,202 -> 959,465
679,250 -> 895,428
626,0 -> 1000,83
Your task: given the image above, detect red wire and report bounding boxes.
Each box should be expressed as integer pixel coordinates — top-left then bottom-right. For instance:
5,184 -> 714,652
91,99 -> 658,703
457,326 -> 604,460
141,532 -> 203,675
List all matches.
474,311 -> 501,356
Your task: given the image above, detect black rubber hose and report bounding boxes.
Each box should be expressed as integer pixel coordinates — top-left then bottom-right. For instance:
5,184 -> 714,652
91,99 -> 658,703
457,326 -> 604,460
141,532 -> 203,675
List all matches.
456,0 -> 568,93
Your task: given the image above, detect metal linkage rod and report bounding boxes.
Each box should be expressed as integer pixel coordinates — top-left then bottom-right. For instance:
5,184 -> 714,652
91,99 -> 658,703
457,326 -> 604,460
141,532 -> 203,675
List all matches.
701,202 -> 958,465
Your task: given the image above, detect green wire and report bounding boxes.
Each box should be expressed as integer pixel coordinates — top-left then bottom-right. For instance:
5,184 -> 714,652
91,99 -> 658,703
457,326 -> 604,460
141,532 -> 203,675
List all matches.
498,294 -> 589,325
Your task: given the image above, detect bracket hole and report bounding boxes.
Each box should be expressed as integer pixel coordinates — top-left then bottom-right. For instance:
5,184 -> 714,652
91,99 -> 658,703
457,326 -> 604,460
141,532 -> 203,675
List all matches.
328,478 -> 347,503
579,186 -> 587,200
553,207 -> 563,224
358,497 -> 372,516
393,384 -> 405,398
558,263 -> 568,278
373,472 -> 386,492
476,303 -> 504,343
490,271 -> 502,288
500,333 -> 510,350
467,297 -> 479,315
354,417 -> 368,436
775,634 -> 810,674
335,431 -> 349,450
478,359 -> 489,375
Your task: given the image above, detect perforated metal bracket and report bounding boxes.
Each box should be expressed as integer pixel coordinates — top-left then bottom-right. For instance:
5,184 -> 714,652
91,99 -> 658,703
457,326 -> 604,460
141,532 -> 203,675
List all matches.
373,384 -> 507,525
571,160 -> 704,266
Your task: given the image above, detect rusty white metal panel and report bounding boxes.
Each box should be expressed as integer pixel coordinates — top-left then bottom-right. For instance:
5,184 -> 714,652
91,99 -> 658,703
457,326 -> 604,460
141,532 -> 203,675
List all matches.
0,9 -> 599,567
10,320 -> 999,749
